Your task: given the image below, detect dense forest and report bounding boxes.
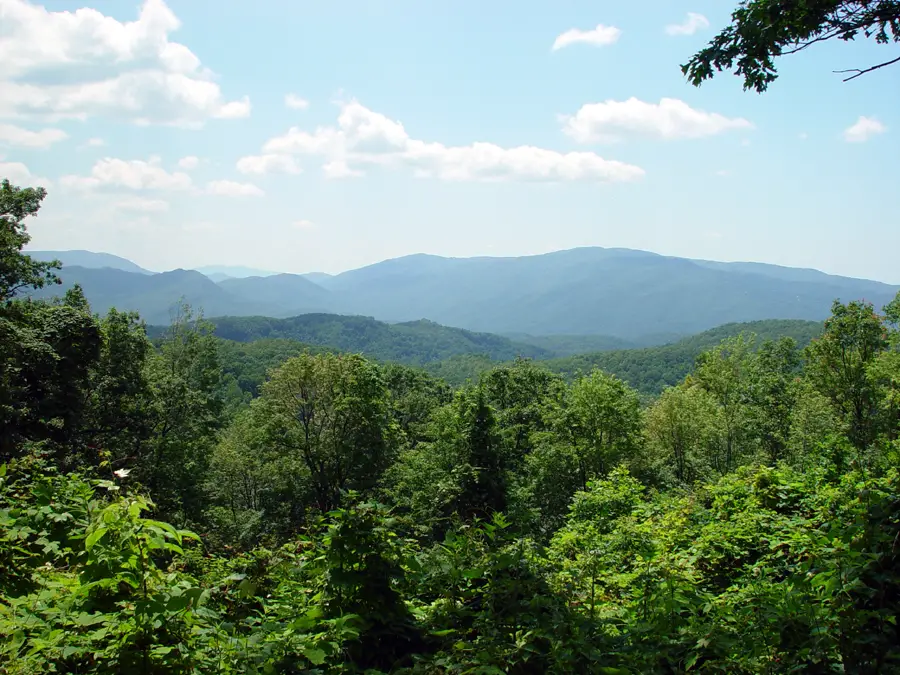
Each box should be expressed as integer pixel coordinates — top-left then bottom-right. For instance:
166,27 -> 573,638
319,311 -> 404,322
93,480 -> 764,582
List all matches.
206,318 -> 824,396
3,178 -> 900,674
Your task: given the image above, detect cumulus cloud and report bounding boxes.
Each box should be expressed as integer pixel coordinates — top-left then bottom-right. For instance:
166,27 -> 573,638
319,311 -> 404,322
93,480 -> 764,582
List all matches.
177,155 -> 200,170
293,219 -> 316,229
665,13 -> 710,36
843,116 -> 886,143
0,123 -> 67,148
552,24 -> 621,51
85,138 -> 105,147
0,160 -> 48,185
61,157 -> 193,191
236,154 -> 301,174
0,0 -> 250,127
562,97 -> 752,143
285,94 -> 310,110
205,179 -> 264,196
251,100 -> 644,183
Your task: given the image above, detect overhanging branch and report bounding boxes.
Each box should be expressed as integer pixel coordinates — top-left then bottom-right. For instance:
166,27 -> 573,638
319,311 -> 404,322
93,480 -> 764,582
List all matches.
834,54 -> 900,80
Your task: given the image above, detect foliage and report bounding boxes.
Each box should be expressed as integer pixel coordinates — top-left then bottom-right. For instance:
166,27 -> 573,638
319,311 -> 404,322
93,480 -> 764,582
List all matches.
200,314 -> 550,365
546,319 -> 823,397
0,179 -> 60,302
684,0 -> 900,91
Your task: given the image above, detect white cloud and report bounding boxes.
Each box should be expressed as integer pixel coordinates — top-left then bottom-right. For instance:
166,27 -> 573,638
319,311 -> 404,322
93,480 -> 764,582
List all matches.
0,122 -> 67,148
177,155 -> 200,170
85,137 -> 105,147
0,0 -> 250,127
562,97 -> 752,143
843,116 -> 886,143
236,154 -> 301,174
665,13 -> 710,36
0,160 -> 49,185
293,219 -> 316,229
61,157 -> 192,191
256,100 -> 644,183
113,196 -> 170,212
205,179 -> 264,197
714,169 -> 730,176
552,24 -> 621,51
285,94 -> 310,110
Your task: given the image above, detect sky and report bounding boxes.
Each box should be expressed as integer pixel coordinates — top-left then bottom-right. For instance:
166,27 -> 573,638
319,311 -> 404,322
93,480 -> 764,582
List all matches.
3,0 -> 899,282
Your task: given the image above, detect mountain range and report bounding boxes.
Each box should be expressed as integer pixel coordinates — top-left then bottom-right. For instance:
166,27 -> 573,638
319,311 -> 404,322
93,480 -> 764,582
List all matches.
26,247 -> 899,340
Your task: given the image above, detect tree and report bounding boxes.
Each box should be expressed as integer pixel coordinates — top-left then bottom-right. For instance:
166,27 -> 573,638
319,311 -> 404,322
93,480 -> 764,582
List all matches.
683,0 -> 900,92
381,362 -> 452,449
457,386 -> 506,520
694,335 -> 755,473
557,370 -> 643,490
744,337 -> 801,463
73,308 -> 154,468
257,352 -> 393,516
0,288 -> 101,462
805,299 -> 886,452
480,358 -> 566,467
0,179 -> 60,302
644,383 -> 722,485
140,303 -> 225,523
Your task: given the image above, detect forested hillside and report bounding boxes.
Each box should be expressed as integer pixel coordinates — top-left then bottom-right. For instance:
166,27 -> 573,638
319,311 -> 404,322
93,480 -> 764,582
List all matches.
199,314 -> 551,364
545,319 -> 825,395
417,319 -> 825,391
4,179 -> 900,673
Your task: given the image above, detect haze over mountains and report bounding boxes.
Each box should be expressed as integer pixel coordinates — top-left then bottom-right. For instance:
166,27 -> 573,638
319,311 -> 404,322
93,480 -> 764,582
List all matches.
27,247 -> 899,340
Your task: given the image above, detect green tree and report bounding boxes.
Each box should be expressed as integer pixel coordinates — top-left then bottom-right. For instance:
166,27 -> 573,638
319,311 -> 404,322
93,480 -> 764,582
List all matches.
0,288 -> 102,462
805,299 -> 886,453
256,351 -> 393,516
74,309 -> 154,468
695,335 -> 754,473
140,304 -> 224,523
0,179 -> 60,302
480,358 -> 566,466
683,0 -> 900,92
788,379 -> 843,467
381,362 -> 452,449
556,370 -> 643,490
644,383 -> 722,485
457,386 -> 506,520
745,337 -> 801,463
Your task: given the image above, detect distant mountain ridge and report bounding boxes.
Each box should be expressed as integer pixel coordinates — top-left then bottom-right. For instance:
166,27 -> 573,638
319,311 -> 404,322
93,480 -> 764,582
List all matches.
26,247 -> 899,339
27,250 -> 154,275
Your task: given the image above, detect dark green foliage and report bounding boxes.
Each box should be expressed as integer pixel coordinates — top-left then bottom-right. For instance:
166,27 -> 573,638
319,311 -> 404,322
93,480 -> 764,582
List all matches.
204,314 -> 550,364
218,337 -> 330,395
0,179 -> 60,301
0,290 -> 102,462
547,319 -> 823,397
684,0 -> 900,92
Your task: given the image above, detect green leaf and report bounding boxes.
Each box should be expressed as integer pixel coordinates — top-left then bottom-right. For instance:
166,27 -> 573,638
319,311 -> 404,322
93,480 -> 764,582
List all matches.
302,646 -> 327,665
84,526 -> 108,550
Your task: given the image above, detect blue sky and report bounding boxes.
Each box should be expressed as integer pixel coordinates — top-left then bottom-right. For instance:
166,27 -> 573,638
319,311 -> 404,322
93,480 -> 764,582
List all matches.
3,0 -> 899,282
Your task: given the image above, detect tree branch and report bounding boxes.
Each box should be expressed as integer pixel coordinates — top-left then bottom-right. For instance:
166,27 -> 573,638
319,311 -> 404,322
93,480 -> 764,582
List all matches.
834,54 -> 900,80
